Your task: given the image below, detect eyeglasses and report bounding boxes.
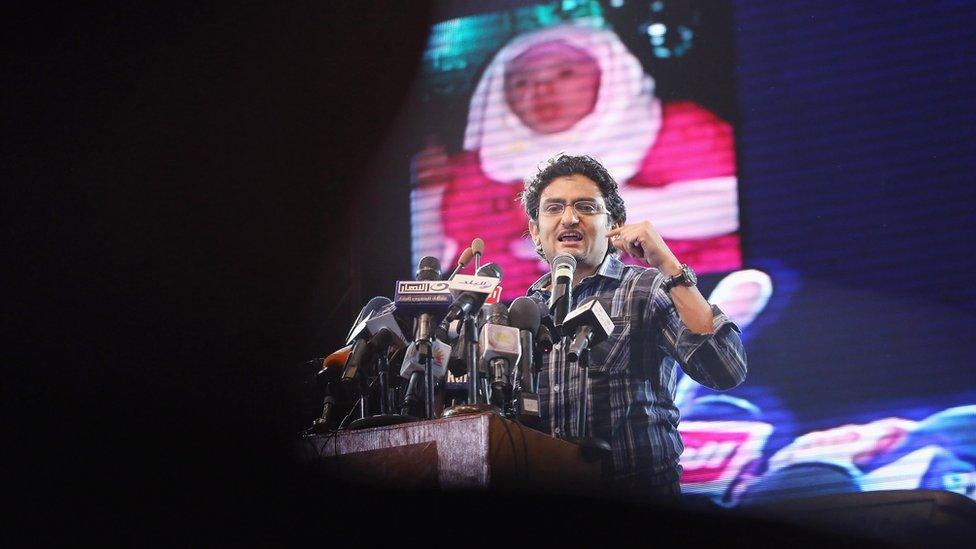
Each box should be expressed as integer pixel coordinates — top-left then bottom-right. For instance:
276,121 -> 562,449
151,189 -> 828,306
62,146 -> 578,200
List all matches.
539,200 -> 606,217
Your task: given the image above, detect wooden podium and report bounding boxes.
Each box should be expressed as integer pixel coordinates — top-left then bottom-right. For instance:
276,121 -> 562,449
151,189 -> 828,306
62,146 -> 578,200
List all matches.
300,412 -> 603,494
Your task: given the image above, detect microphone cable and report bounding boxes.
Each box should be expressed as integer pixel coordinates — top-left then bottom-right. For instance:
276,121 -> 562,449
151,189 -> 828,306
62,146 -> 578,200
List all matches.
304,378 -> 379,465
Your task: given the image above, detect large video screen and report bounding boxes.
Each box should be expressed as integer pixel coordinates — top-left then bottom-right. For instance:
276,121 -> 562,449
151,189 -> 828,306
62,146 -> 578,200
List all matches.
411,2 -> 740,302
405,0 -> 976,506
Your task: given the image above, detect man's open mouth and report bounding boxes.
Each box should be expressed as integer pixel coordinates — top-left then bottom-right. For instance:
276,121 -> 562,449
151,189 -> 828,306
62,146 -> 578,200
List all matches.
557,231 -> 583,242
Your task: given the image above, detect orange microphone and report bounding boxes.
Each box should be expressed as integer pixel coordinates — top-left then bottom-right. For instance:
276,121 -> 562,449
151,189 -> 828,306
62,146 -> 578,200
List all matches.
445,247 -> 475,280
317,344 -> 353,383
471,238 -> 485,271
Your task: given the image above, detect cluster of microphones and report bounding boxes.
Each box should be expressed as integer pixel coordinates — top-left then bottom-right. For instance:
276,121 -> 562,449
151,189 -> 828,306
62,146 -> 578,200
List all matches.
308,238 -> 616,438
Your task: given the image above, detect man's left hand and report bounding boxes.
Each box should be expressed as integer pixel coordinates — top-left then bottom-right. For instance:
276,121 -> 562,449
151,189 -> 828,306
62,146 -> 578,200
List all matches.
607,221 -> 681,275
609,221 -> 716,334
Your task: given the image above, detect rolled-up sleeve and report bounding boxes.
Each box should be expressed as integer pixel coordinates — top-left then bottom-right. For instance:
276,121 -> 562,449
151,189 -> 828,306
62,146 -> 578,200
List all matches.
650,288 -> 747,391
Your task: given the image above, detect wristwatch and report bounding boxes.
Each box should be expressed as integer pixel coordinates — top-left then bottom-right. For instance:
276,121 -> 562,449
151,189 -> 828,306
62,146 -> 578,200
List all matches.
662,263 -> 697,292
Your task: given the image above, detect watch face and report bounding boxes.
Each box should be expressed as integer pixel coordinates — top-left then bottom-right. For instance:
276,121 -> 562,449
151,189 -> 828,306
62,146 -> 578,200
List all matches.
683,265 -> 697,286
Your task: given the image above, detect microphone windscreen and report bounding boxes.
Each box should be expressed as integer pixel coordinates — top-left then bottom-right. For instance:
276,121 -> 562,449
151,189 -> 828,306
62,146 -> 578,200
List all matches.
471,238 -> 485,255
457,247 -> 474,267
416,256 -> 442,281
318,344 -> 353,382
528,294 -> 549,312
509,297 -> 542,333
367,327 -> 396,352
476,262 -> 503,281
483,302 -> 510,326
551,253 -> 577,272
529,295 -> 552,322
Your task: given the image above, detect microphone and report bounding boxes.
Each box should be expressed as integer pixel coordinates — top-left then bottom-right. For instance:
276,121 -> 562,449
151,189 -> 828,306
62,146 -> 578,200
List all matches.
310,344 -> 352,433
562,297 -> 614,363
435,263 -> 503,343
509,297 -> 541,371
365,327 -> 405,384
447,333 -> 468,377
394,264 -> 452,351
398,338 -> 451,417
310,297 -> 392,432
316,344 -> 353,383
365,327 -> 403,358
529,296 -> 556,351
549,254 -> 576,328
399,340 -> 451,380
400,256 -> 447,346
524,295 -> 554,373
510,297 -> 542,423
396,256 -> 450,419
445,247 -> 475,280
471,237 -> 485,272
477,261 -> 503,277
345,296 -> 393,345
479,302 -> 521,410
340,306 -> 407,387
415,255 -> 441,280
385,345 -> 408,411
561,297 -> 614,445
340,321 -> 408,420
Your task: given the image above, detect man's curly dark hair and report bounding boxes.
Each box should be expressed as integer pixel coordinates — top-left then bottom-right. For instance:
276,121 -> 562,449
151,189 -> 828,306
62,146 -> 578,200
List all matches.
520,154 -> 627,227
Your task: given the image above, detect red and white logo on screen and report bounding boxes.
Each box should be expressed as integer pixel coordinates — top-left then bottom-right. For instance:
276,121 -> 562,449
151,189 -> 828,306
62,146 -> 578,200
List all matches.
484,285 -> 503,305
679,421 -> 772,495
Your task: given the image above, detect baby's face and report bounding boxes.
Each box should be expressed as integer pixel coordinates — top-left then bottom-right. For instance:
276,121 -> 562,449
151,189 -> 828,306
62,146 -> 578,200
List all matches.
503,40 -> 600,134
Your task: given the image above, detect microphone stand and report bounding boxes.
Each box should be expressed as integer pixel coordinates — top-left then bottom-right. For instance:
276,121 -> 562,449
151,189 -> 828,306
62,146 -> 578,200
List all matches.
377,352 -> 389,415
466,315 -> 480,405
348,351 -> 419,430
532,337 -> 546,393
576,348 -> 589,438
565,348 -> 612,459
421,337 -> 436,420
308,384 -> 337,434
357,363 -> 370,419
442,314 -> 501,418
512,327 -> 541,426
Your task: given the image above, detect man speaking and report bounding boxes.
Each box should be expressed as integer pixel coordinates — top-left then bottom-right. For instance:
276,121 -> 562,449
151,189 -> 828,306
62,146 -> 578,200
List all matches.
522,154 -> 747,501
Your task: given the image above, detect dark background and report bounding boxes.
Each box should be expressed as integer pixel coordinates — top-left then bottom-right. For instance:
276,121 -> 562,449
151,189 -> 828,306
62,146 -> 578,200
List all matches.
6,0 -> 975,541
7,1 -> 433,539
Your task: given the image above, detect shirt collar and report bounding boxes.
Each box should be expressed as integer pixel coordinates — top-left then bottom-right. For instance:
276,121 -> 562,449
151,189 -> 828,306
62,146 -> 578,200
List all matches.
527,253 -> 624,294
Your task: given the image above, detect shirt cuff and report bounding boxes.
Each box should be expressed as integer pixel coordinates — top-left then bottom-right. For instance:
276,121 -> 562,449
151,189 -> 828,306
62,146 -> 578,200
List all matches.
672,304 -> 740,364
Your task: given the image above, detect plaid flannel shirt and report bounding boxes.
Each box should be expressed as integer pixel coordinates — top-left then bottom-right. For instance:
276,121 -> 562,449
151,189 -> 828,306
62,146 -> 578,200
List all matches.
527,254 -> 747,485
